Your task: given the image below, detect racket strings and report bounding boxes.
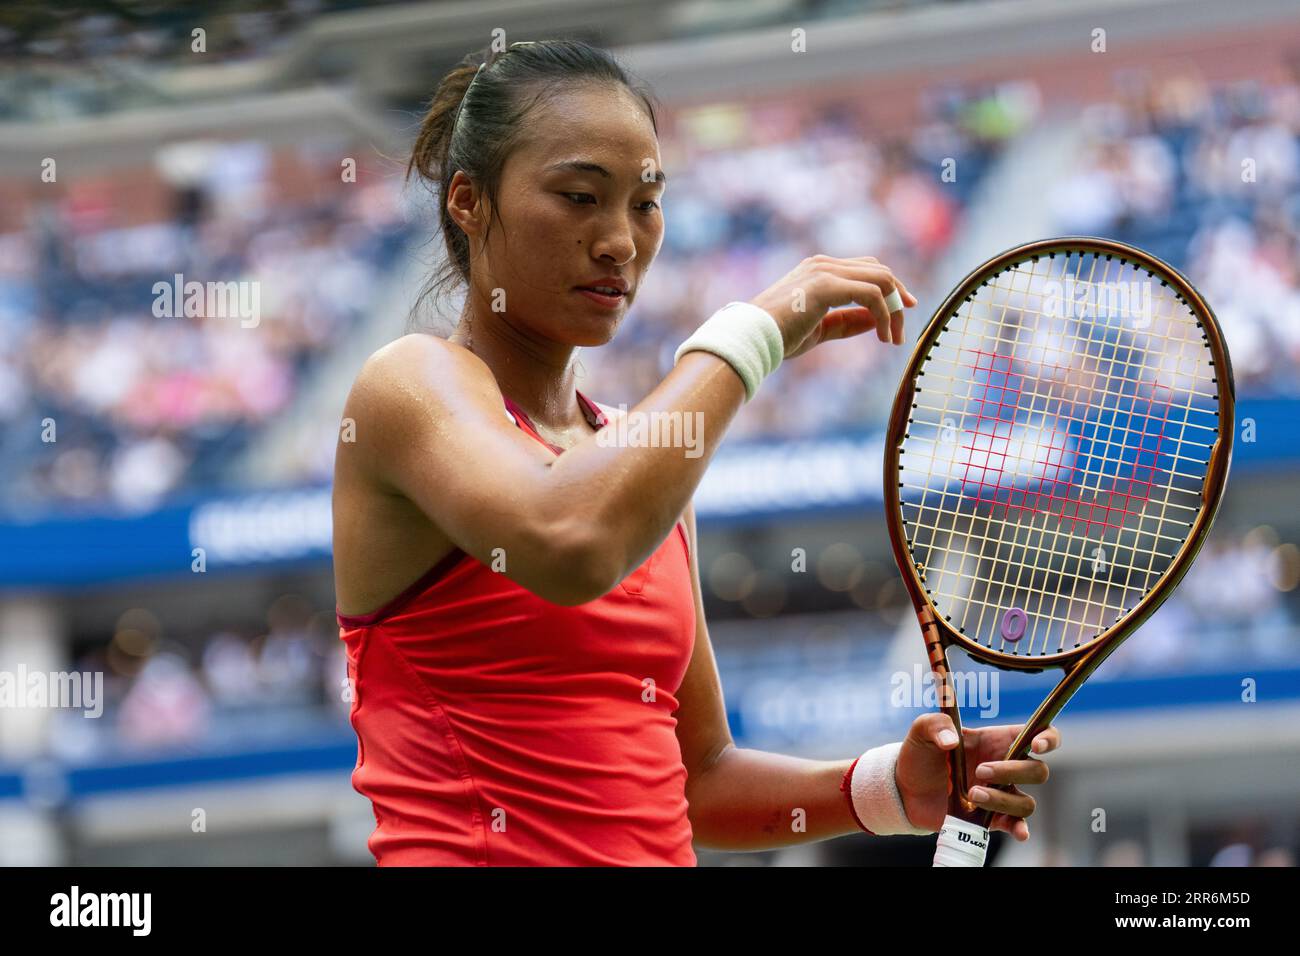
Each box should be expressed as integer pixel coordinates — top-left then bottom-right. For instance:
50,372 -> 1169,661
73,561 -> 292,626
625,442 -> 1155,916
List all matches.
933,304 -> 1220,400
928,253 -> 1209,651
898,251 -> 1221,657
946,295 -> 1196,648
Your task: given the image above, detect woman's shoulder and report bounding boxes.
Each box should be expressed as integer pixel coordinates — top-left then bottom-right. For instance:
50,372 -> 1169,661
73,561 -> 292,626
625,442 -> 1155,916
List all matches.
364,331 -> 475,375
352,333 -> 498,409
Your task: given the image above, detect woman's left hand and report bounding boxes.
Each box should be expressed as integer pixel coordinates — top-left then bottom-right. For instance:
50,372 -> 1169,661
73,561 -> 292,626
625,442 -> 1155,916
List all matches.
894,713 -> 1061,841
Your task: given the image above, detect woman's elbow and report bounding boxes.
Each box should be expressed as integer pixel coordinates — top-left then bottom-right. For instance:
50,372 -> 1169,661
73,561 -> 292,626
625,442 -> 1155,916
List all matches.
520,519 -> 625,606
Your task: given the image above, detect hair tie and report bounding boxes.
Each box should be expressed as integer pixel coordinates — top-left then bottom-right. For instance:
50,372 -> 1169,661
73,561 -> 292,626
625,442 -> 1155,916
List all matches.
451,40 -> 539,140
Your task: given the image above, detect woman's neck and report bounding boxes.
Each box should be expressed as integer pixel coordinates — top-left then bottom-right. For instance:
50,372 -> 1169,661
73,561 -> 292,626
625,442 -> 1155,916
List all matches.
450,302 -> 585,433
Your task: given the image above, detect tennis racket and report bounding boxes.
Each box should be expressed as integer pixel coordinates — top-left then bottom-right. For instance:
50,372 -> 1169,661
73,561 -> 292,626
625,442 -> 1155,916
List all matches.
882,237 -> 1234,867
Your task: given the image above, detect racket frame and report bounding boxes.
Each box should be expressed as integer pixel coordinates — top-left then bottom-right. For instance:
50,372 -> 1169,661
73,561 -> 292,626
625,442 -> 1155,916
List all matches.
882,236 -> 1235,825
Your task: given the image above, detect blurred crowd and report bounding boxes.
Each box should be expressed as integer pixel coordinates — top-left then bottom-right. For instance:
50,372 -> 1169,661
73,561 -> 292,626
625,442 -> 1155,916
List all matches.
0,80 -> 1039,513
1049,71 -> 1300,395
49,592 -> 349,759
10,71 -> 1300,510
0,1 -> 376,73
0,138 -> 416,514
1102,525 -> 1300,673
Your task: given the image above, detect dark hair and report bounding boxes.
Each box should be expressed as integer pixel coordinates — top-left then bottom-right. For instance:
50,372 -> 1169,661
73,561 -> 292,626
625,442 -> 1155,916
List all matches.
406,37 -> 660,326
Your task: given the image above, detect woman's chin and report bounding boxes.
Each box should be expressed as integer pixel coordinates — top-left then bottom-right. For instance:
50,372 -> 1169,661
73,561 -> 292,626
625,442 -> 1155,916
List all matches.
565,315 -> 622,347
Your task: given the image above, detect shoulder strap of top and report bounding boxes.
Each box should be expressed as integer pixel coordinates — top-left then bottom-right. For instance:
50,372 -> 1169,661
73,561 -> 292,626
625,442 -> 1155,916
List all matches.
503,389 -> 607,454
576,389 -> 608,428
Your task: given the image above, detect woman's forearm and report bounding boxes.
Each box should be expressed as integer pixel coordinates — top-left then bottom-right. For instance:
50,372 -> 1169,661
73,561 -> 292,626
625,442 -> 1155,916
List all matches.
685,745 -> 859,852
542,351 -> 745,583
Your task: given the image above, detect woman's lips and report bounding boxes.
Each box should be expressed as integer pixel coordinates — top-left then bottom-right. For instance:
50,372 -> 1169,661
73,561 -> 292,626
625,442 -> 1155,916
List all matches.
574,287 -> 626,309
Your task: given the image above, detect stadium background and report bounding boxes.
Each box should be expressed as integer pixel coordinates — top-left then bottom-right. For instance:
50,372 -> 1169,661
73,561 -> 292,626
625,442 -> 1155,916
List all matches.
1,0 -> 1298,866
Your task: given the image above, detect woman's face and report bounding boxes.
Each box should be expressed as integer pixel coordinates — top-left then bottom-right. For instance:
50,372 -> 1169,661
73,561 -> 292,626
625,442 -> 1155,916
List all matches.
465,84 -> 665,347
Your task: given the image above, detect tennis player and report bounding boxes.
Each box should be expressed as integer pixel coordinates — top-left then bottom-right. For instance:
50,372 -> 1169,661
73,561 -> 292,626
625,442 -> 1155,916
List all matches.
332,38 -> 1059,865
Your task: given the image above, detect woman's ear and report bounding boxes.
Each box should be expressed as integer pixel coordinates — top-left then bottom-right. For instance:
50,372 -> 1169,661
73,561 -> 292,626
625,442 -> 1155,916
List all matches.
445,170 -> 483,237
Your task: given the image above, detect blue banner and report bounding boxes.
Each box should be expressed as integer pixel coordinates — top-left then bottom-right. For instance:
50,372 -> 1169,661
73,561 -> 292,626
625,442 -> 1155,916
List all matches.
0,397 -> 1294,589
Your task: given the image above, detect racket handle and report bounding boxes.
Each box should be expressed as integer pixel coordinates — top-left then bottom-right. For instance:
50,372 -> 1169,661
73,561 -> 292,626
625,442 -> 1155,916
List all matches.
932,815 -> 990,867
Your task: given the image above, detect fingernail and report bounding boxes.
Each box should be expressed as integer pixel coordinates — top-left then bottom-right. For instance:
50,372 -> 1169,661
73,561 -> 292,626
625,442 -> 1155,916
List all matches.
1033,738 -> 1048,753
975,764 -> 993,781
969,787 -> 989,802
938,729 -> 959,747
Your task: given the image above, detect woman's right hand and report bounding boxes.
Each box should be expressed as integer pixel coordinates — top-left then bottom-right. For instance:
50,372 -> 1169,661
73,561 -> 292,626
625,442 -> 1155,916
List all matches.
749,254 -> 918,359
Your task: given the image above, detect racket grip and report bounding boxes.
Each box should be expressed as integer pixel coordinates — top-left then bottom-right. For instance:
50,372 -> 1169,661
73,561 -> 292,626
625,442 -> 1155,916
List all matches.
932,815 -> 989,867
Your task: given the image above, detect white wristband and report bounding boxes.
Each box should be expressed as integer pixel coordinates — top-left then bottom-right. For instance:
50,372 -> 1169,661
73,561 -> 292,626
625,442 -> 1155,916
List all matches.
847,741 -> 934,836
673,301 -> 783,402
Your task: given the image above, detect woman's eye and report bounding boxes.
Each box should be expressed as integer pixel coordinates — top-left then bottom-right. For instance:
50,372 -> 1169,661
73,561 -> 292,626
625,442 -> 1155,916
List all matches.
563,193 -> 659,213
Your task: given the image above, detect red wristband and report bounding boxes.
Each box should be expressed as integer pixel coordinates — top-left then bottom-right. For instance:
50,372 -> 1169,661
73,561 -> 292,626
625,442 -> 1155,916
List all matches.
840,757 -> 877,836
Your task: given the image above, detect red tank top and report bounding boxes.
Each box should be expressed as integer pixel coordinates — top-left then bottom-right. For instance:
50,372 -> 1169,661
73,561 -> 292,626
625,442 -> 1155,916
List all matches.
337,389 -> 698,866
